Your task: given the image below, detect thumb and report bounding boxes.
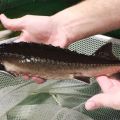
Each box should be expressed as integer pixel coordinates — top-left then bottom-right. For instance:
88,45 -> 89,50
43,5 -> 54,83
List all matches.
85,93 -> 114,110
0,14 -> 24,31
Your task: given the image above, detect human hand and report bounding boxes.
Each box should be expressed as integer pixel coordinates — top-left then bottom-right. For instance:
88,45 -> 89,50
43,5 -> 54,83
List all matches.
85,76 -> 120,110
0,14 -> 69,83
0,14 -> 71,83
0,14 -> 69,48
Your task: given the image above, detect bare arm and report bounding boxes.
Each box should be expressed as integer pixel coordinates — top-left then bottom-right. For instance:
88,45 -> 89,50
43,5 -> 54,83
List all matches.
1,0 -> 120,47
52,0 -> 120,44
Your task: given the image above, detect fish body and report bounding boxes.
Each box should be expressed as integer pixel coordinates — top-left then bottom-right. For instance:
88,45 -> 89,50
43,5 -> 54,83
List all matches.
0,42 -> 120,83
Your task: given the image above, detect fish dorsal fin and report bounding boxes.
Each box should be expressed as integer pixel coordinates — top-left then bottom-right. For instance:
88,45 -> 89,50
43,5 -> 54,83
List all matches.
93,43 -> 118,60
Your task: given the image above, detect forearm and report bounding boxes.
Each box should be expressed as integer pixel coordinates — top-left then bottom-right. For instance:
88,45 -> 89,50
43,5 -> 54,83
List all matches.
52,0 -> 120,44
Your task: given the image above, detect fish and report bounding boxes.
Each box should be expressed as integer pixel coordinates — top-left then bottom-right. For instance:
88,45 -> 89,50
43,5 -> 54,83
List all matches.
0,42 -> 119,83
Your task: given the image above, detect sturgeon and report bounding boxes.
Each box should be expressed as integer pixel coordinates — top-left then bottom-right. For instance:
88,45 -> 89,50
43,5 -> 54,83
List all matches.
0,42 -> 120,83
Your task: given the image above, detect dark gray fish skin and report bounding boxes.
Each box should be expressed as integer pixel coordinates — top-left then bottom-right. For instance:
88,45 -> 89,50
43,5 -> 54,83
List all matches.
0,42 -> 120,83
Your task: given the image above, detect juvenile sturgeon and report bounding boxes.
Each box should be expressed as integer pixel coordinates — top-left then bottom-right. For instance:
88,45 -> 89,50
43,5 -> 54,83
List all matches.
0,42 -> 120,83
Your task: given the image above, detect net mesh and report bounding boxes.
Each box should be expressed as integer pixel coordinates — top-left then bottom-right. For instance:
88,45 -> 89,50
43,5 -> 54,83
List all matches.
0,35 -> 120,120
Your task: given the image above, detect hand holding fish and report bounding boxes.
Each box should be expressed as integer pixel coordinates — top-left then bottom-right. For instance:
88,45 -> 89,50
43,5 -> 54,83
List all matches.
85,76 -> 120,110
0,14 -> 70,83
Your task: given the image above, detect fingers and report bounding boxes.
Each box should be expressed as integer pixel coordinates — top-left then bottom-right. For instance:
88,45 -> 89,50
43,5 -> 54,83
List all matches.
0,14 -> 24,31
15,31 -> 30,42
85,93 -> 117,110
96,76 -> 113,92
85,93 -> 109,110
15,30 -> 37,43
31,76 -> 46,84
23,74 -> 46,84
23,75 -> 46,84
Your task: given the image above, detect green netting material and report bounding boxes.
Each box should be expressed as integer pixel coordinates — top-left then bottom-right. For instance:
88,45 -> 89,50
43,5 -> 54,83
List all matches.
0,35 -> 120,120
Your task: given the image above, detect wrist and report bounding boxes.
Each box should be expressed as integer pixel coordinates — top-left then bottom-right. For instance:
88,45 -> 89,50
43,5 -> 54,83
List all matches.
51,10 -> 92,45
50,15 -> 72,47
51,0 -> 120,45
51,13 -> 79,47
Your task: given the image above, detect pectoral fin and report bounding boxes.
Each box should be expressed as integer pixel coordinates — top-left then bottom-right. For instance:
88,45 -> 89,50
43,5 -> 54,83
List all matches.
73,73 -> 90,83
108,72 -> 120,80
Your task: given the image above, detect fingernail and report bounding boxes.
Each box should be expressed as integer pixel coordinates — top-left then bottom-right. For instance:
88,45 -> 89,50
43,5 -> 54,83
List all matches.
85,100 -> 97,110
